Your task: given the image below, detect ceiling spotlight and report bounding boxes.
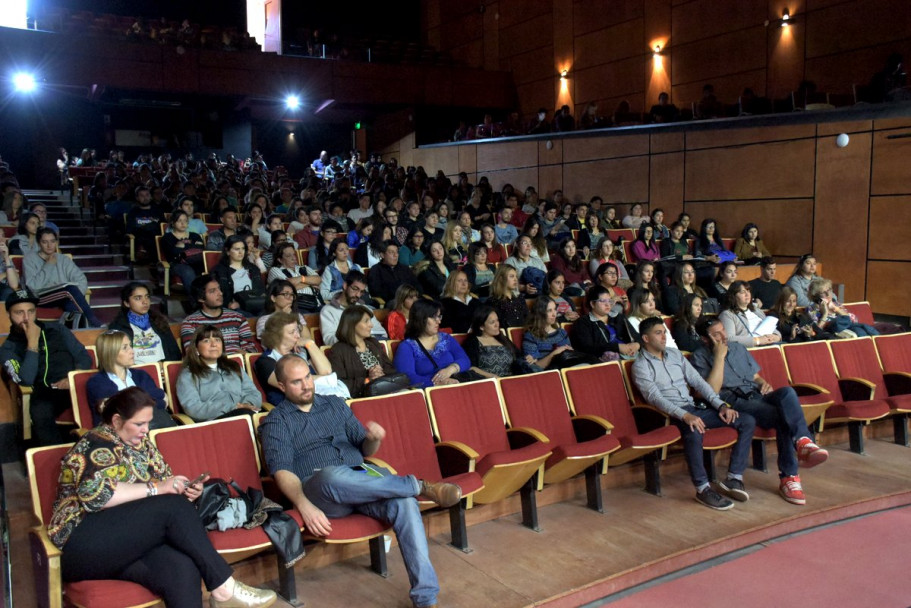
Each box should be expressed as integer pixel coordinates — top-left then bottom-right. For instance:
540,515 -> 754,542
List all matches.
13,72 -> 36,93
285,95 -> 300,110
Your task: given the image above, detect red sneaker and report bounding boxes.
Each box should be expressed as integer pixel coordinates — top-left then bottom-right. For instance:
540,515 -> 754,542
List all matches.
780,475 -> 806,505
797,437 -> 828,468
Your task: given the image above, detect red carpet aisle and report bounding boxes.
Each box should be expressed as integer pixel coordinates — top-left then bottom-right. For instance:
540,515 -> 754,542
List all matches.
605,506 -> 911,608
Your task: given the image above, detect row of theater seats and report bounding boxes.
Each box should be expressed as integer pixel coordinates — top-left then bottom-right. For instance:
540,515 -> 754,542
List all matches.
25,330 -> 911,606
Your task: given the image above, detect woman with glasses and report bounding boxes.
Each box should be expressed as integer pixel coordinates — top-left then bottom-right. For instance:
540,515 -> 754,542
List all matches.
570,285 -> 638,362
393,299 -> 471,388
398,228 -> 427,267
109,282 -> 182,364
86,330 -> 174,429
254,312 -> 333,405
255,280 -> 311,339
595,262 -> 630,315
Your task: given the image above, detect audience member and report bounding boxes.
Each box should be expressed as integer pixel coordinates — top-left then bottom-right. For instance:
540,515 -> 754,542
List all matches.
180,274 -> 257,353
320,270 -> 387,347
718,281 -> 781,347
749,257 -> 782,309
393,299 -> 471,388
733,223 -> 771,264
786,254 -> 818,307
650,92 -> 680,123
108,282 -> 182,363
368,242 -> 422,303
211,235 -> 266,316
254,312 -> 334,405
327,305 -> 398,398
462,305 -> 526,378
440,270 -> 480,333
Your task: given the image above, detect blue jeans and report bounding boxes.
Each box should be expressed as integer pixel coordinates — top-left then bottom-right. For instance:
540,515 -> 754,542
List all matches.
730,387 -> 810,478
61,285 -> 103,327
674,406 -> 755,489
303,465 -> 438,608
171,262 -> 197,291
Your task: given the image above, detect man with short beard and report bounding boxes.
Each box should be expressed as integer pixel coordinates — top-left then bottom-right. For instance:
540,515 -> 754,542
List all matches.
319,270 -> 386,346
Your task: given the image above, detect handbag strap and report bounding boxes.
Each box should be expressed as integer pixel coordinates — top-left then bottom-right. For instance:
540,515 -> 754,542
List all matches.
414,337 -> 440,371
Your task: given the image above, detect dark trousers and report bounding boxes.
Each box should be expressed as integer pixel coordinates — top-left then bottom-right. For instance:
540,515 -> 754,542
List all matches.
730,387 -> 810,478
61,494 -> 233,608
674,406 -> 755,488
30,391 -> 73,446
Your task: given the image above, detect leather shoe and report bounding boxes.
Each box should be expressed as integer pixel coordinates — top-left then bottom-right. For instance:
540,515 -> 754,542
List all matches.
420,480 -> 461,508
209,581 -> 277,608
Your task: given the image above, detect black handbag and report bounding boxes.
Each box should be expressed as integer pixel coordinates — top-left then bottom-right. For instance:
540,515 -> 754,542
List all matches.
235,289 -> 266,315
365,372 -> 411,396
195,478 -> 232,527
296,287 -> 325,313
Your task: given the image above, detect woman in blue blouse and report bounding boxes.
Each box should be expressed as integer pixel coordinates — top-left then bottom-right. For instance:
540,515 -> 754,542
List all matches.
393,299 -> 471,387
522,297 -> 574,370
85,330 -> 174,429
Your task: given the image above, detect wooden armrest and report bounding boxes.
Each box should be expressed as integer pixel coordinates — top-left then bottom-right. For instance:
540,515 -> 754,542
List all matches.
20,385 -> 33,395
364,457 -> 397,475
571,414 -> 612,442
838,377 -> 876,401
631,404 -> 671,433
883,371 -> 911,396
29,527 -> 63,608
435,440 -> 479,477
160,260 -> 171,269
507,426 -> 549,449
790,382 -> 830,396
260,403 -> 274,411
172,413 -> 195,425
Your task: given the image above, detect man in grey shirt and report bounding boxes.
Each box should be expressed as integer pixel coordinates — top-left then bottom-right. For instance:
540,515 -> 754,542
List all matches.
631,317 -> 755,510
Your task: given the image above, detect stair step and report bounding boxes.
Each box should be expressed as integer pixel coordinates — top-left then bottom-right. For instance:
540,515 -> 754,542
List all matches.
84,266 -> 132,281
71,253 -> 125,266
59,244 -> 110,256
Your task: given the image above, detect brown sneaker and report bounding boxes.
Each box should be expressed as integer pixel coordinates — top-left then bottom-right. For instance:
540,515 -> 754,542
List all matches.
420,480 -> 462,508
209,581 -> 277,608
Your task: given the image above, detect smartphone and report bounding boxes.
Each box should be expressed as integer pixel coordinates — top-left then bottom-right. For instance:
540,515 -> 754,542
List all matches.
189,472 -> 209,487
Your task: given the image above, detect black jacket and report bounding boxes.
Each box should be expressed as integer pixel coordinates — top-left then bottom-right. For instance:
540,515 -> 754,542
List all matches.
109,309 -> 182,362
570,313 -> 634,356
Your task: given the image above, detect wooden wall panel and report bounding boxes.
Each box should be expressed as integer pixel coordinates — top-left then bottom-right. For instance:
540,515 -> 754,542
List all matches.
683,199 -> 814,256
684,139 -> 816,200
564,134 -> 649,163
813,131 -> 872,302
816,120 -> 872,137
672,27 -> 767,86
478,167 -> 540,194
574,19 -> 646,71
563,157 -> 650,204
649,151 -> 685,219
651,131 -> 685,153
477,140 -> 539,171
505,46 -> 555,85
499,14 -> 554,58
498,0 -> 553,30
869,196 -> 911,261
671,68 -> 767,108
458,145 -> 478,177
871,129 -> 911,196
685,123 -> 815,149
866,262 -> 911,317
516,77 -> 556,117
538,139 -> 563,166
805,0 -> 911,58
573,0 -> 644,37
538,165 -> 564,200
574,56 -> 650,108
671,0 -> 766,46
411,144 -> 460,177
804,41 -> 911,95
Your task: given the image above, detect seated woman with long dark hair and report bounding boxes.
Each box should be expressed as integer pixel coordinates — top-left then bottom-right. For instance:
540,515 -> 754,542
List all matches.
397,228 -> 427,267
393,299 -> 472,388
671,292 -> 705,353
523,297 -> 595,370
23,227 -> 104,327
696,218 -> 734,263
570,285 -> 638,362
108,282 -> 182,364
8,211 -> 40,255
211,234 -> 266,316
327,305 -> 398,398
544,269 -> 580,322
85,329 -> 174,428
176,325 -> 262,421
629,260 -> 663,312
385,283 -> 419,341
663,262 -> 717,316
462,305 -> 527,378
733,222 -> 770,265
417,241 -> 455,299
719,280 -> 781,347
588,236 -> 630,283
48,387 -> 276,608
770,286 -> 830,343
462,242 -> 494,298
549,237 -> 592,296
629,222 -> 660,263
160,209 -> 205,291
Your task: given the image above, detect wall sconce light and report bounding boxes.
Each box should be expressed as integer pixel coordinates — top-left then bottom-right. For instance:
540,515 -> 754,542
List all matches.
781,8 -> 790,27
653,44 -> 662,56
560,69 -> 568,81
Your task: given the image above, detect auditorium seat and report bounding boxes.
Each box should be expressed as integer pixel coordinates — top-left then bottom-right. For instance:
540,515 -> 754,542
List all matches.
425,378 -> 552,530
26,443 -> 164,608
349,389 -> 484,551
747,346 -> 833,427
161,360 -> 196,425
498,370 -> 620,511
829,337 -> 911,446
562,362 -> 681,495
782,341 -> 891,454
154,236 -> 180,296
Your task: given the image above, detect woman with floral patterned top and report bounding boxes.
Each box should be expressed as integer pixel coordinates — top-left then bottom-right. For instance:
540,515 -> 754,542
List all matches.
47,387 -> 276,608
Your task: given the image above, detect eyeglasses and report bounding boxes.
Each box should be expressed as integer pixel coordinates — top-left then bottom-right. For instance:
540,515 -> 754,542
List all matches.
431,313 -> 443,320
594,298 -> 614,305
276,291 -> 295,298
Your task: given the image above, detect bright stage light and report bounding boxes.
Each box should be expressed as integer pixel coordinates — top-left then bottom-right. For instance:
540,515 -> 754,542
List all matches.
285,95 -> 300,110
13,72 -> 36,93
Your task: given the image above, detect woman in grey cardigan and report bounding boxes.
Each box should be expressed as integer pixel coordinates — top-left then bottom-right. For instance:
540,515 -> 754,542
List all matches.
718,281 -> 782,348
23,227 -> 103,326
176,325 -> 262,421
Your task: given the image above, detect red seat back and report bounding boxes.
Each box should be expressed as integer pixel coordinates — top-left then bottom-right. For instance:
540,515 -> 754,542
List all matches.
69,370 -> 97,430
152,416 -> 262,491
829,338 -> 887,399
498,371 -> 577,446
782,341 -> 842,401
134,363 -> 163,388
621,359 -> 647,405
350,390 -> 443,482
747,346 -> 792,389
244,353 -> 269,403
507,327 -> 523,350
426,379 -> 510,459
162,360 -> 185,414
842,301 -> 875,326
27,444 -> 74,524
874,333 -> 911,373
563,362 -> 639,439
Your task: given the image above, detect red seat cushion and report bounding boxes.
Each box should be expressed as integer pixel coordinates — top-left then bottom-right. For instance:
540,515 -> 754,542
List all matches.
616,425 -> 680,450
826,399 -> 891,421
754,427 -> 776,439
703,426 -> 738,448
440,471 -> 484,496
476,441 -> 552,478
887,394 -> 911,413
545,434 -> 620,469
318,513 -> 391,541
66,580 -> 160,608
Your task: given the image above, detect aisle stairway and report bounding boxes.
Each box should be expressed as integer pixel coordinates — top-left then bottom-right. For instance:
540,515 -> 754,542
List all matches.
22,190 -> 160,325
